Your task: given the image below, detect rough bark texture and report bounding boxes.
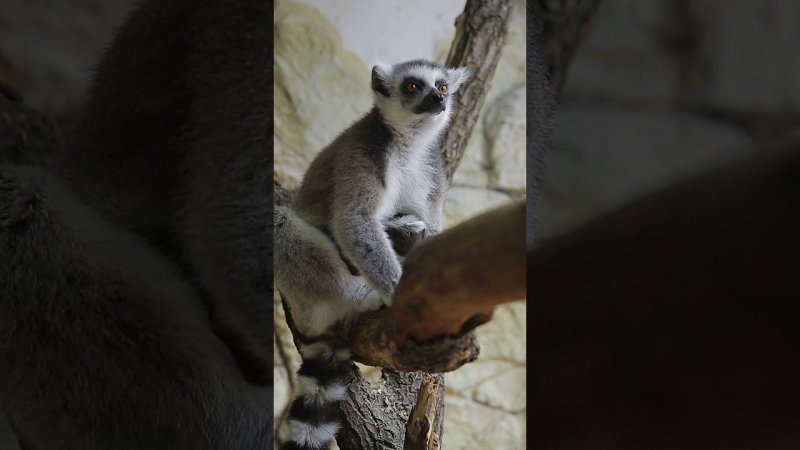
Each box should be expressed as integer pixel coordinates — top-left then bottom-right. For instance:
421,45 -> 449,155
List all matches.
336,370 -> 425,450
348,309 -> 480,373
532,0 -> 602,94
529,148 -> 800,449
404,374 -> 445,450
441,0 -> 515,182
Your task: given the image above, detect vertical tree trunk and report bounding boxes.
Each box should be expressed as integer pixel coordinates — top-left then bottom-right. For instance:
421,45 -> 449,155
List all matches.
441,0 -> 516,183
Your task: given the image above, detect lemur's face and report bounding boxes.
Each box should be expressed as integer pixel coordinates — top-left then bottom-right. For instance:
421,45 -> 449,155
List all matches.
371,60 -> 471,122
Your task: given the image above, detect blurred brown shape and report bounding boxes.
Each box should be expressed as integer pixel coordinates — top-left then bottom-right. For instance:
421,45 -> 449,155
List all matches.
530,148 -> 800,449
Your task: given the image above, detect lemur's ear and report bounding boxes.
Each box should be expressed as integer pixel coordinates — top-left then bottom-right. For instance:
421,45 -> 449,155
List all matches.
371,63 -> 392,97
445,66 -> 472,93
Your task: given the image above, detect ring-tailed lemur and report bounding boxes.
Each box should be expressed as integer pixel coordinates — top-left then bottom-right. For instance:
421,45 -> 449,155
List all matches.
275,59 -> 470,450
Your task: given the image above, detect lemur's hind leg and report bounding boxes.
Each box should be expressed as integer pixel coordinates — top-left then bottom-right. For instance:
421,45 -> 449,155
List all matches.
274,206 -> 383,336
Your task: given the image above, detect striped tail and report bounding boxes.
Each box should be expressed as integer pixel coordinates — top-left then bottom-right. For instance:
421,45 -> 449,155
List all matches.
281,339 -> 353,450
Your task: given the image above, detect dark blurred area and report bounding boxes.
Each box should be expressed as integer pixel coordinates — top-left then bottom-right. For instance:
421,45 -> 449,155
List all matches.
1,2 -> 135,447
539,0 -> 800,237
0,0 -> 136,130
531,1 -> 800,448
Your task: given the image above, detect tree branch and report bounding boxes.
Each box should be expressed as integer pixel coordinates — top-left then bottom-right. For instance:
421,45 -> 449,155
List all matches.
345,199 -> 525,374
391,200 -> 525,341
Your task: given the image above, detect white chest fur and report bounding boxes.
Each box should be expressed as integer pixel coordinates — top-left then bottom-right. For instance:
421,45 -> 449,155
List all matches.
377,139 -> 436,221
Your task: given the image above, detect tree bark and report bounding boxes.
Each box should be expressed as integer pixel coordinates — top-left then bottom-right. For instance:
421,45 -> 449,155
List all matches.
389,200 -> 525,341
404,374 -> 445,450
345,200 -> 524,372
441,0 -> 515,183
336,370 -> 426,450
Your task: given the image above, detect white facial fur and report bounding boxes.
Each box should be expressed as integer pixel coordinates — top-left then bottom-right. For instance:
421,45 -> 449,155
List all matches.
371,60 -> 471,134
368,61 -> 470,224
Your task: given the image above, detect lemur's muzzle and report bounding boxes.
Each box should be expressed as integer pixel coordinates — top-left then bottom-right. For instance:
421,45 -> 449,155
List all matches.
415,89 -> 446,114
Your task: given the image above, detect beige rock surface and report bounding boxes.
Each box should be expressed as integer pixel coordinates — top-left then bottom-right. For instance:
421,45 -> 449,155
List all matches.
444,186 -> 513,228
484,85 -> 527,193
274,1 -> 371,189
444,301 -> 527,450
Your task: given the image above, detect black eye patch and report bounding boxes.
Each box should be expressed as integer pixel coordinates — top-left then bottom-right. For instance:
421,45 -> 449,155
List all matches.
401,77 -> 426,95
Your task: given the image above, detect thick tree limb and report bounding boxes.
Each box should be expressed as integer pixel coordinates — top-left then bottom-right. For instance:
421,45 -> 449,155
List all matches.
529,148 -> 800,449
346,309 -> 480,373
347,200 -> 524,370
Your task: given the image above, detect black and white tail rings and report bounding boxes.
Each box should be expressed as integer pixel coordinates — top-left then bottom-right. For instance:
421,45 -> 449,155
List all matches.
281,340 -> 353,450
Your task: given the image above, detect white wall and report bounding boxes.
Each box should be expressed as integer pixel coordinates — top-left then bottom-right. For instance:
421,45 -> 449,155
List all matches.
297,0 -> 466,66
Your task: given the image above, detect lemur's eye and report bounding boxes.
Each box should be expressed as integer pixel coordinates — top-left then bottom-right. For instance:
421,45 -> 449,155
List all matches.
438,84 -> 448,94
405,83 -> 417,93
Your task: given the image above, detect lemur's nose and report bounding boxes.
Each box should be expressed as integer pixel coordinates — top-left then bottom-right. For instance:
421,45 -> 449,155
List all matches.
431,91 -> 444,103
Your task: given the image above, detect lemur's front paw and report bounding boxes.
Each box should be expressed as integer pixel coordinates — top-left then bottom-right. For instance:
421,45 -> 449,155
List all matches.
387,215 -> 427,235
355,293 -> 385,312
385,215 -> 428,257
400,219 -> 426,234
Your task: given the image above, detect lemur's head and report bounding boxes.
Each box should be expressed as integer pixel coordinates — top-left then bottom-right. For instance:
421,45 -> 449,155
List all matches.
371,59 -> 471,129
